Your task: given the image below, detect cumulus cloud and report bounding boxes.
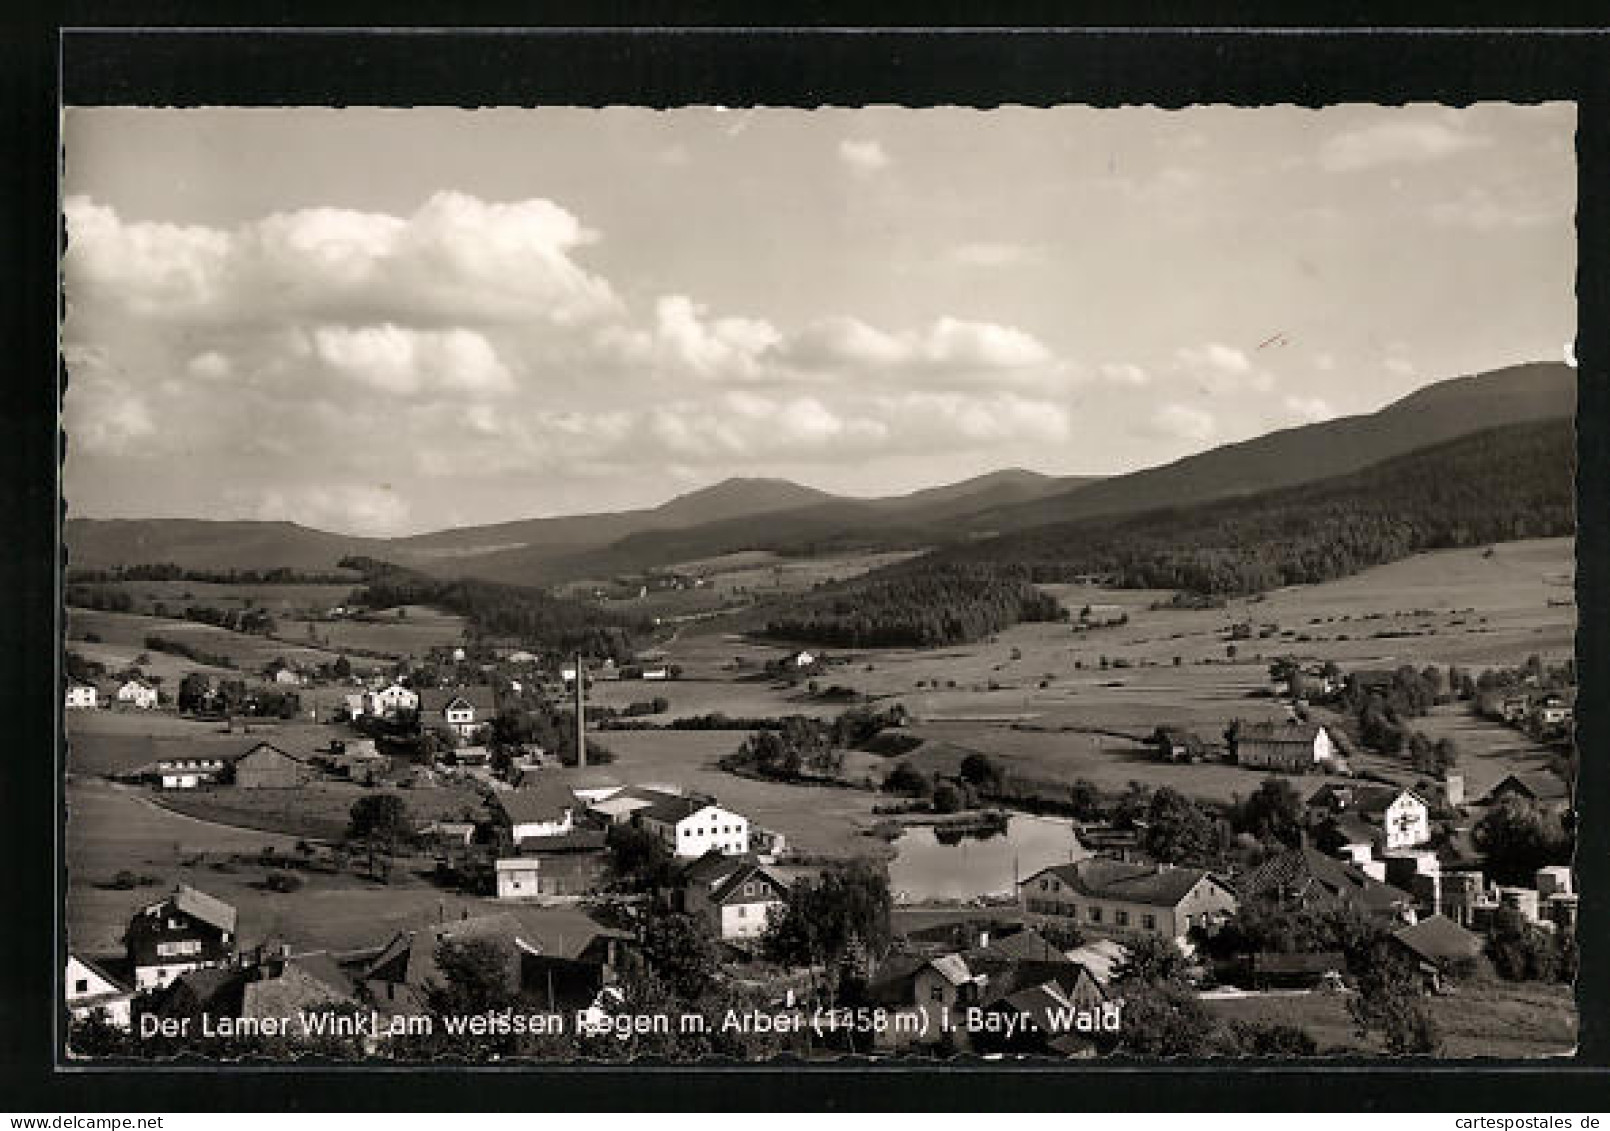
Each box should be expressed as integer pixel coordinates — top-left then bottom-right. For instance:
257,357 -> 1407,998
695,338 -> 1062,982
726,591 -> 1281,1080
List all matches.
1319,120 -> 1490,172
1283,395 -> 1337,424
310,325 -> 516,397
1172,343 -> 1273,393
838,139 -> 890,174
250,485 -> 412,536
64,191 -> 620,330
1149,403 -> 1216,443
1098,362 -> 1151,387
63,188 -> 1083,532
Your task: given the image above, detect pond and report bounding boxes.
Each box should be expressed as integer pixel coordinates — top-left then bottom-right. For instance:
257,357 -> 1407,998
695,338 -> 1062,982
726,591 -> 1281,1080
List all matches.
888,814 -> 1088,904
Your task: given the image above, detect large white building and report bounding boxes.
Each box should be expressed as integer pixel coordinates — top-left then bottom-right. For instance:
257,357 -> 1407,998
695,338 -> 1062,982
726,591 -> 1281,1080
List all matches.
116,679 -> 159,710
368,683 -> 420,717
635,791 -> 750,858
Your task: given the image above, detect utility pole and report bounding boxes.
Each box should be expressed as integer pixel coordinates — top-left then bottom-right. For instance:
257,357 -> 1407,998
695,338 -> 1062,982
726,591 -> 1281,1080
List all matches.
574,652 -> 586,769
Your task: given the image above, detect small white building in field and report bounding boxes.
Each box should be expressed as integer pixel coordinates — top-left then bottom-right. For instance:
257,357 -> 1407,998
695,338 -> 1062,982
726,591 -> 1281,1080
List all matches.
65,682 -> 99,710
116,679 -> 159,710
66,955 -> 134,1030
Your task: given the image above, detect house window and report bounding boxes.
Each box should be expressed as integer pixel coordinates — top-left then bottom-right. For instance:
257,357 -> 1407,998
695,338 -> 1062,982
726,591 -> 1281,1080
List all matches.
1143,914 -> 1156,931
738,906 -> 747,918
1040,879 -> 1049,891
1115,910 -> 1129,927
74,979 -> 88,994
1089,907 -> 1102,923
931,985 -> 945,1003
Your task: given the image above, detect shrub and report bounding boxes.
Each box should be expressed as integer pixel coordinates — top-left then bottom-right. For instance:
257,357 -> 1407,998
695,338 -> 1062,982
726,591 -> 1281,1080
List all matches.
265,872 -> 303,894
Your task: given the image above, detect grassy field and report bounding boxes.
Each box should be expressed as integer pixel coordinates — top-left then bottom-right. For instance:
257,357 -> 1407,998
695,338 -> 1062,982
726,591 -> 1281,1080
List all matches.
75,580 -> 359,618
1201,982 -> 1576,1059
587,676 -> 845,721
276,606 -> 468,658
66,710 -> 339,776
674,548 -> 931,599
67,777 -> 610,963
570,729 -> 888,859
68,608 -> 342,672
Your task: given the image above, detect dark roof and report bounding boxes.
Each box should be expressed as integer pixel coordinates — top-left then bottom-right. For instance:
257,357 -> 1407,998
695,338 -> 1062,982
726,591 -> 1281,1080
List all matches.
975,928 -> 1065,964
1238,846 -> 1412,916
680,849 -> 752,888
243,954 -> 357,1019
419,685 -> 497,714
515,829 -> 609,854
637,789 -> 719,826
1481,772 -> 1569,805
365,913 -> 534,990
153,885 -> 238,934
232,741 -> 306,766
1030,859 -> 1223,909
1393,915 -> 1483,964
709,863 -> 788,906
159,966 -> 247,1016
494,779 -> 578,826
1242,720 -> 1324,745
1327,814 -> 1381,846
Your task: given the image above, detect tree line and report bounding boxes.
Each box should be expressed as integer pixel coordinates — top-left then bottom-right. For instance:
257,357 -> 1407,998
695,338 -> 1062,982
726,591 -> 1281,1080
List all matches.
762,561 -> 1066,648
339,556 -> 646,659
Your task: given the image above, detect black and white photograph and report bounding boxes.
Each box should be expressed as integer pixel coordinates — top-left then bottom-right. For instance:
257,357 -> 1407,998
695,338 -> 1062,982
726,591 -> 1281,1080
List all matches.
59,100 -> 1580,1064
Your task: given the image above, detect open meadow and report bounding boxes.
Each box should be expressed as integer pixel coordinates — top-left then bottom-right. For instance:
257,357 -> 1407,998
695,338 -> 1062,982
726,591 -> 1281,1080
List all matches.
68,607 -> 342,672
1201,982 -> 1576,1059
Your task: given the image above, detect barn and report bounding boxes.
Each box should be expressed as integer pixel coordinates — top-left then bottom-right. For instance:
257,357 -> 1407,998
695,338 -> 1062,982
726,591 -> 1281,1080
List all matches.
231,742 -> 312,789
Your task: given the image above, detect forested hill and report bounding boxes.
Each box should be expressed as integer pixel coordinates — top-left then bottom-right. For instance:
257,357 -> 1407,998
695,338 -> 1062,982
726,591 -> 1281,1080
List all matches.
340,557 -> 647,659
938,417 -> 1573,592
761,418 -> 1573,647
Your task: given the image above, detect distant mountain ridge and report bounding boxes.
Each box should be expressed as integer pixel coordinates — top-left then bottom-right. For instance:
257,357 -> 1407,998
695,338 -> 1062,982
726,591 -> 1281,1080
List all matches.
66,360 -> 1575,582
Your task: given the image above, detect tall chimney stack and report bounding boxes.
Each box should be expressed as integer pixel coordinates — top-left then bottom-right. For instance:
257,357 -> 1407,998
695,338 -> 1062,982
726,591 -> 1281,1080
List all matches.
574,653 -> 586,769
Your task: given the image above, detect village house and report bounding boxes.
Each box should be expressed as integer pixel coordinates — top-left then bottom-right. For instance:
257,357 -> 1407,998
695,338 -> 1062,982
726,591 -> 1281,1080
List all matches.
1390,914 -> 1484,991
1478,771 -> 1572,813
495,829 -> 610,899
125,885 -> 238,991
154,754 -> 229,790
116,678 -> 159,710
419,685 -> 497,743
1233,720 -> 1340,773
363,912 -> 537,1015
65,681 -> 99,710
1530,692 -> 1575,731
368,682 -> 420,718
65,954 -> 134,1029
1019,859 -> 1238,941
1152,726 -> 1210,763
870,928 -> 1107,1056
1307,784 -> 1432,850
1237,844 -> 1416,924
491,779 -> 579,846
230,741 -> 313,789
238,949 -> 360,1032
633,790 -> 751,858
675,851 -> 790,940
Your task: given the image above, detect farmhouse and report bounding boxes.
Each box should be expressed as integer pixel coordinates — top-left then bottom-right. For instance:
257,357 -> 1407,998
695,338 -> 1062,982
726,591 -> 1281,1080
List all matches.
125,885 -> 238,991
1391,914 -> 1483,990
492,779 -> 578,845
676,851 -> 789,940
66,954 -> 134,1029
368,682 -> 420,717
419,685 -> 497,742
231,742 -> 313,789
1531,692 -> 1574,730
1234,720 -> 1339,773
154,754 -> 229,790
495,832 -> 610,899
1237,845 -> 1415,924
65,681 -> 99,710
1307,784 -> 1431,850
239,950 -> 359,1029
364,912 -> 537,1014
633,790 -> 750,858
116,679 -> 159,710
1019,859 -> 1238,941
1479,772 -> 1571,812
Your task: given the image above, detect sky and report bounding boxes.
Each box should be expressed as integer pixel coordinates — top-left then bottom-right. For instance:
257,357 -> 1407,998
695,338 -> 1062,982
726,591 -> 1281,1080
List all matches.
61,104 -> 1577,536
